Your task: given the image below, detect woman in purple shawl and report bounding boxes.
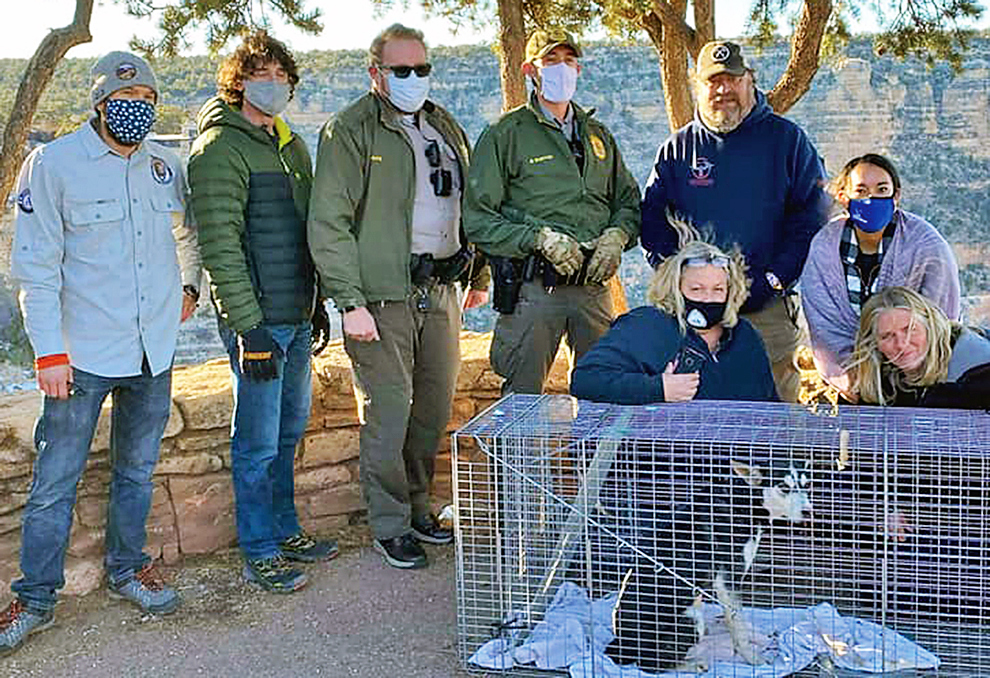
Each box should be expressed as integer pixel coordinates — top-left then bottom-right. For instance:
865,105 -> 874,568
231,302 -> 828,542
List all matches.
800,153 -> 960,399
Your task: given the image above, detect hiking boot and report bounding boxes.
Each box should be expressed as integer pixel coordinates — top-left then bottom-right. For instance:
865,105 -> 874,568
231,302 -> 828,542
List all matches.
243,555 -> 308,593
411,513 -> 454,545
0,600 -> 54,656
280,533 -> 340,563
108,564 -> 181,615
374,534 -> 428,570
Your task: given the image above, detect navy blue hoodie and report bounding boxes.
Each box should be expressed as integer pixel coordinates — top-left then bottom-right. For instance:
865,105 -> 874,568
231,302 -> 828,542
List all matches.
641,91 -> 829,312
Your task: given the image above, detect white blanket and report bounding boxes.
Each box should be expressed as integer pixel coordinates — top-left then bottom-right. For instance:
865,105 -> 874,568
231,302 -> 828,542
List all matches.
469,582 -> 940,677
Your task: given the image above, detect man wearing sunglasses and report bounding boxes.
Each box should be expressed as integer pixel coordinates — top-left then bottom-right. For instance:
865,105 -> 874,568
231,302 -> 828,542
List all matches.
463,30 -> 641,395
308,24 -> 489,570
640,40 -> 830,402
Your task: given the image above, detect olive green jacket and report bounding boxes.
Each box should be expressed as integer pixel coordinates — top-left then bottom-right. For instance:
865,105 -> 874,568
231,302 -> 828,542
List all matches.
307,92 -> 488,310
463,93 -> 641,258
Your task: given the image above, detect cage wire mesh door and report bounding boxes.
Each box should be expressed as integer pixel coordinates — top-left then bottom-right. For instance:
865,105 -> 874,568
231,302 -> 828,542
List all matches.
452,394 -> 990,678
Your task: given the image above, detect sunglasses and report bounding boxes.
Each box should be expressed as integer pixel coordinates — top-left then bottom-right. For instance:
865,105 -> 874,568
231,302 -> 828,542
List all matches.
683,254 -> 730,268
383,63 -> 432,79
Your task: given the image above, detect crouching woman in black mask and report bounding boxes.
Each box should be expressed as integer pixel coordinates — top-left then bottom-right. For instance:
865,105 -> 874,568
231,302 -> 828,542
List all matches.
570,238 -> 778,403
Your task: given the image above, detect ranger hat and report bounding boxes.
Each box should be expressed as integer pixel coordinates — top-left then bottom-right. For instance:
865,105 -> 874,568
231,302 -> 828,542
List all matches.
696,40 -> 748,80
90,51 -> 158,108
525,30 -> 583,63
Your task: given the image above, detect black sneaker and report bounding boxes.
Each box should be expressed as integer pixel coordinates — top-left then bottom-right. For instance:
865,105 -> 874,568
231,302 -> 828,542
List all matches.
243,555 -> 308,593
374,534 -> 428,569
411,513 -> 454,545
281,533 -> 340,563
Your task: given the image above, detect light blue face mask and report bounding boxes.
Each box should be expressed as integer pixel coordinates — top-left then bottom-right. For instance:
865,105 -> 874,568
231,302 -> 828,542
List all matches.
243,79 -> 291,116
848,196 -> 895,233
386,72 -> 430,113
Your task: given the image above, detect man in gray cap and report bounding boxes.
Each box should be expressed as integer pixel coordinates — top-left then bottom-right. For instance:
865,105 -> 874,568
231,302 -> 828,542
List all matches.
641,40 -> 829,402
1,50 -> 200,654
464,29 -> 641,395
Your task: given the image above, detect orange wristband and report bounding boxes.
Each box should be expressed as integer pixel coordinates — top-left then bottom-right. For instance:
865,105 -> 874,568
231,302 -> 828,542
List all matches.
35,353 -> 70,370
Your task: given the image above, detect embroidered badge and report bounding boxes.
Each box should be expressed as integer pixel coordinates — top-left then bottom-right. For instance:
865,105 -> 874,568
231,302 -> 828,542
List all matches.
688,156 -> 715,187
150,156 -> 174,185
116,63 -> 138,80
712,45 -> 731,62
589,134 -> 607,161
16,188 -> 33,214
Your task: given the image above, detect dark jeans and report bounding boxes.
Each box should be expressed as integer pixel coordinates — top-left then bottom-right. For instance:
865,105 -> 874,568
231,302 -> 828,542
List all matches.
13,364 -> 172,613
221,322 -> 312,560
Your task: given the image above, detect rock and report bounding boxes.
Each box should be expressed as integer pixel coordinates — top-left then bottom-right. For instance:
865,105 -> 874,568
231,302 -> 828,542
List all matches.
301,482 -> 364,518
75,495 -> 108,528
162,399 -> 185,439
301,428 -> 360,468
0,510 -> 21,537
446,398 -> 476,432
154,453 -> 223,476
0,462 -> 31,481
67,525 -> 104,558
62,557 -> 103,596
324,409 -> 361,428
169,473 -> 237,554
299,514 -> 349,535
145,482 -> 179,561
173,428 -> 230,453
171,359 -> 234,430
294,465 -> 351,495
90,400 -> 113,452
0,391 -> 39,463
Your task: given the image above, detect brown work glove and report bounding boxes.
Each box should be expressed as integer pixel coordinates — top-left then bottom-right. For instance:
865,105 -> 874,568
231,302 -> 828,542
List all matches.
535,226 -> 584,276
582,227 -> 629,283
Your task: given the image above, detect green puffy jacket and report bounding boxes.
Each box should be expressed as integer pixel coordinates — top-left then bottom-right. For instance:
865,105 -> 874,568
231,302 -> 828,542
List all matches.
464,93 -> 641,258
188,96 -> 315,333
308,92 -> 488,309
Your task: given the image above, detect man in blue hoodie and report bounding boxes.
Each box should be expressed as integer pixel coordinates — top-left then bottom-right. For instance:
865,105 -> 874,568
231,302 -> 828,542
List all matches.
641,41 -> 828,402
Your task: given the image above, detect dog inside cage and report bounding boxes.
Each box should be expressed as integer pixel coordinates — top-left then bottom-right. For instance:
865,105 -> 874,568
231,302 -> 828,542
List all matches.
455,396 -> 990,677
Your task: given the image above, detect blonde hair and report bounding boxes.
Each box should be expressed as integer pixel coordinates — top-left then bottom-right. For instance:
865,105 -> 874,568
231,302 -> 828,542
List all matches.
847,286 -> 956,404
646,215 -> 750,334
369,23 -> 427,67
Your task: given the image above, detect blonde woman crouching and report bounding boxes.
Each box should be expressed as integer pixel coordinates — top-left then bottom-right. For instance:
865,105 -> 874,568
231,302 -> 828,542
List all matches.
570,239 -> 778,404
848,286 -> 990,408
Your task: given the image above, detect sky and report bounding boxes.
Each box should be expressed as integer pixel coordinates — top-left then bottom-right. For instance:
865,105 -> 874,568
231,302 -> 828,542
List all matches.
1,0 -> 758,58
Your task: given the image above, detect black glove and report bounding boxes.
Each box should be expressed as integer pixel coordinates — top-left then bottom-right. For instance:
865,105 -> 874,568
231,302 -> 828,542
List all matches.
311,302 -> 332,356
238,327 -> 280,381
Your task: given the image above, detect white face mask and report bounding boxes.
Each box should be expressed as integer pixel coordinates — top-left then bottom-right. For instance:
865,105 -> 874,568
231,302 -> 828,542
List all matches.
538,62 -> 578,103
386,72 -> 431,113
243,79 -> 291,116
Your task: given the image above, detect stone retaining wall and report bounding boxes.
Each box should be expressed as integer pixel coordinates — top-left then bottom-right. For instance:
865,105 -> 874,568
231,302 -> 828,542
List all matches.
0,331 -> 570,598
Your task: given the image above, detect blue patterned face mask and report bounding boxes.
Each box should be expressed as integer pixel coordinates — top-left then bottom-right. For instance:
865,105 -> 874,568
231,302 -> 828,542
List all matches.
104,98 -> 156,146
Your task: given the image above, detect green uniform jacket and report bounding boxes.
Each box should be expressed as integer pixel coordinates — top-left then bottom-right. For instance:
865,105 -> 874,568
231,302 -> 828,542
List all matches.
308,92 -> 489,310
188,96 -> 314,333
463,93 -> 641,258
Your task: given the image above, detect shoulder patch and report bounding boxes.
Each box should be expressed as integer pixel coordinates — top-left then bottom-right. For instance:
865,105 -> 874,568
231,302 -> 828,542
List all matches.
589,134 -> 607,161
150,156 -> 174,185
16,188 -> 33,214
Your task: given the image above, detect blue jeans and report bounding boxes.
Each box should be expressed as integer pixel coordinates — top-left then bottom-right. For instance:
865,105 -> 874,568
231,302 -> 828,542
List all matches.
220,322 -> 312,560
12,363 -> 172,613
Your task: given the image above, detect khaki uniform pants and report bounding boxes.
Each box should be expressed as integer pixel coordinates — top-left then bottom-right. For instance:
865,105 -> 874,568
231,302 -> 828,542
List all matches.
491,281 -> 614,395
344,282 -> 461,540
742,294 -> 809,403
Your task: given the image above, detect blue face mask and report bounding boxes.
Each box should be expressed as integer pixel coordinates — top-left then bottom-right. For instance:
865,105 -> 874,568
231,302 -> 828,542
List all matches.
848,196 -> 895,234
104,98 -> 156,146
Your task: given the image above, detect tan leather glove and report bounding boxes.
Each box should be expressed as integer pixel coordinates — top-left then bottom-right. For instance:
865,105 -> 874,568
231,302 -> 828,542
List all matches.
535,226 -> 584,276
582,227 -> 629,283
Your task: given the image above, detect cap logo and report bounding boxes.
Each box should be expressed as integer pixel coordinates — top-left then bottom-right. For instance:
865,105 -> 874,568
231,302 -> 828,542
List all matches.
712,45 -> 731,62
116,63 -> 138,80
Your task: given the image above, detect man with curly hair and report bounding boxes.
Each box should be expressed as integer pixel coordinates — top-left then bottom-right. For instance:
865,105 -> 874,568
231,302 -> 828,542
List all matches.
188,30 -> 337,593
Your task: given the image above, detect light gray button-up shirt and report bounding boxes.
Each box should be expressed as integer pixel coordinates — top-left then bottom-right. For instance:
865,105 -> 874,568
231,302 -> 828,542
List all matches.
12,119 -> 200,378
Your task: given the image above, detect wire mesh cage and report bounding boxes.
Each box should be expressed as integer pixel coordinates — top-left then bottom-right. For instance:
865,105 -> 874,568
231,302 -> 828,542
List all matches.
453,394 -> 990,677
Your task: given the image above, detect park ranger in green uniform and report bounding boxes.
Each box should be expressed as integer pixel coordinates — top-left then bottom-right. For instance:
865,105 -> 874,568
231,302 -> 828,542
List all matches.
464,30 -> 641,395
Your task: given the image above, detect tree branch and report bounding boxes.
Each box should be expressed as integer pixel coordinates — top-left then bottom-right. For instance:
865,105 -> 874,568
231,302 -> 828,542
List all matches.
647,0 -> 694,130
767,0 -> 832,114
650,0 -> 696,51
692,0 -> 715,57
496,0 -> 527,111
0,0 -> 94,204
